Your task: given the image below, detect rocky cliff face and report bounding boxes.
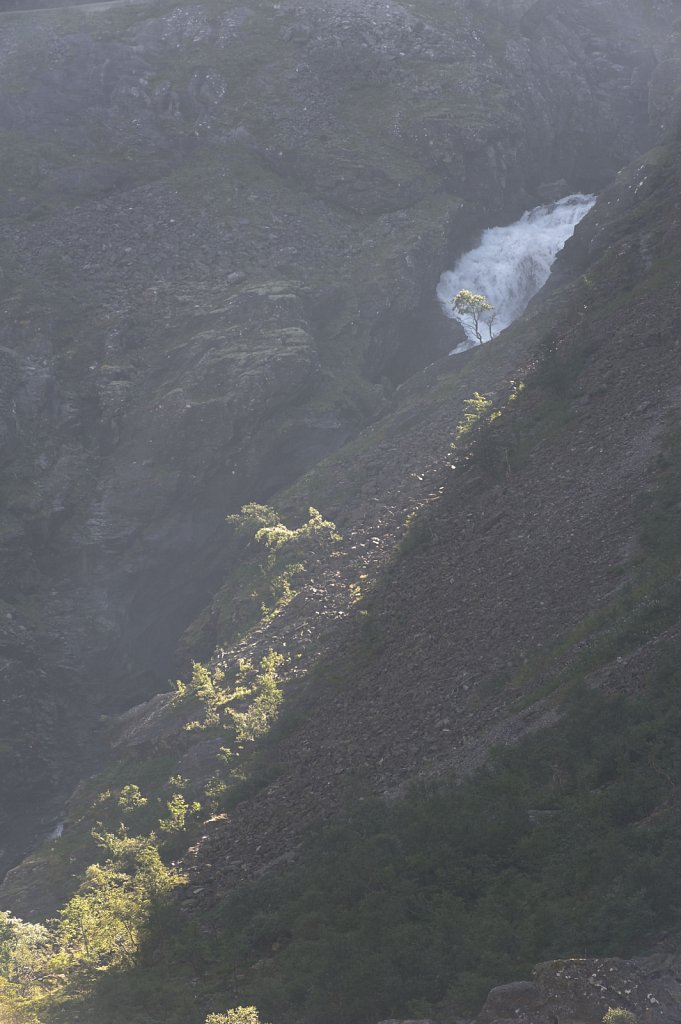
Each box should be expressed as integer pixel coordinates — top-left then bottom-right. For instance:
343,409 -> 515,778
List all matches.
0,0 -> 680,978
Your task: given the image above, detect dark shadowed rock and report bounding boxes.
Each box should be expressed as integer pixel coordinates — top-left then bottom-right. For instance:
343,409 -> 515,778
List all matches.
476,958 -> 681,1024
477,980 -> 545,1022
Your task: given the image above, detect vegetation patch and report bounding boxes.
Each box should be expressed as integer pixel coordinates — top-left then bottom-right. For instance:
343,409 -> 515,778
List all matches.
183,504 -> 340,655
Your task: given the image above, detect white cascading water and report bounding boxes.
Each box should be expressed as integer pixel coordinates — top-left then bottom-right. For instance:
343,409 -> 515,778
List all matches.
437,193 -> 596,353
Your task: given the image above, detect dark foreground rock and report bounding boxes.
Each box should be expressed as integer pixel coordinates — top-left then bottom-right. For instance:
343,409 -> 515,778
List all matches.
477,956 -> 681,1024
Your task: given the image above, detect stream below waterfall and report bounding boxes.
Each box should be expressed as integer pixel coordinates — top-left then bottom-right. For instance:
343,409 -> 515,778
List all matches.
437,194 -> 596,352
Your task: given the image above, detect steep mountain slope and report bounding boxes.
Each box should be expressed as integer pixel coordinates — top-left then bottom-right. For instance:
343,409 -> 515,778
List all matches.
2,1 -> 681,1023
106,123 -> 681,1024
11,113 -> 681,1024
1,0 -> 671,878
176,113 -> 681,914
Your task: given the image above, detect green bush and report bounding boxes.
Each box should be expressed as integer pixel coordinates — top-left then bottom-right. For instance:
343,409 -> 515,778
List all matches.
207,1009 -> 264,1024
603,1009 -> 638,1024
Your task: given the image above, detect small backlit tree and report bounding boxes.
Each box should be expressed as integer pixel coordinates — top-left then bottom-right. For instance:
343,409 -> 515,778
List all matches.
452,289 -> 497,344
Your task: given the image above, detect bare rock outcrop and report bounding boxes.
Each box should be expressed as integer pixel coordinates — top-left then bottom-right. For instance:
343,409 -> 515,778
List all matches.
477,956 -> 681,1024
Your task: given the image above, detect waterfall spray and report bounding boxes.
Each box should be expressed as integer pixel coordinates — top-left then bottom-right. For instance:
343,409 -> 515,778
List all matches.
438,194 -> 596,352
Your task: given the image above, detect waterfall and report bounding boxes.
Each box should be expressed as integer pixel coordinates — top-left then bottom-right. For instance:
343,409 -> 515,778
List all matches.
437,193 -> 596,352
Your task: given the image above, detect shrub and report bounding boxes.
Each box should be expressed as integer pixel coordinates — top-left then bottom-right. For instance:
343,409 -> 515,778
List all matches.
207,1008 -> 264,1024
603,1009 -> 638,1024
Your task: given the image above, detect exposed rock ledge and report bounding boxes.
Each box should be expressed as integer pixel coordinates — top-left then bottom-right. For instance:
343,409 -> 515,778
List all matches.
476,955 -> 681,1024
379,954 -> 681,1024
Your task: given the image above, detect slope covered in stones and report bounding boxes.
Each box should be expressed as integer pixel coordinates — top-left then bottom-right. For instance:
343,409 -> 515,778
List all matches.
0,0 -> 672,880
107,120 -> 681,1023
174,112 -> 681,908
3,1 -> 681,1023
5,48 -> 681,1023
